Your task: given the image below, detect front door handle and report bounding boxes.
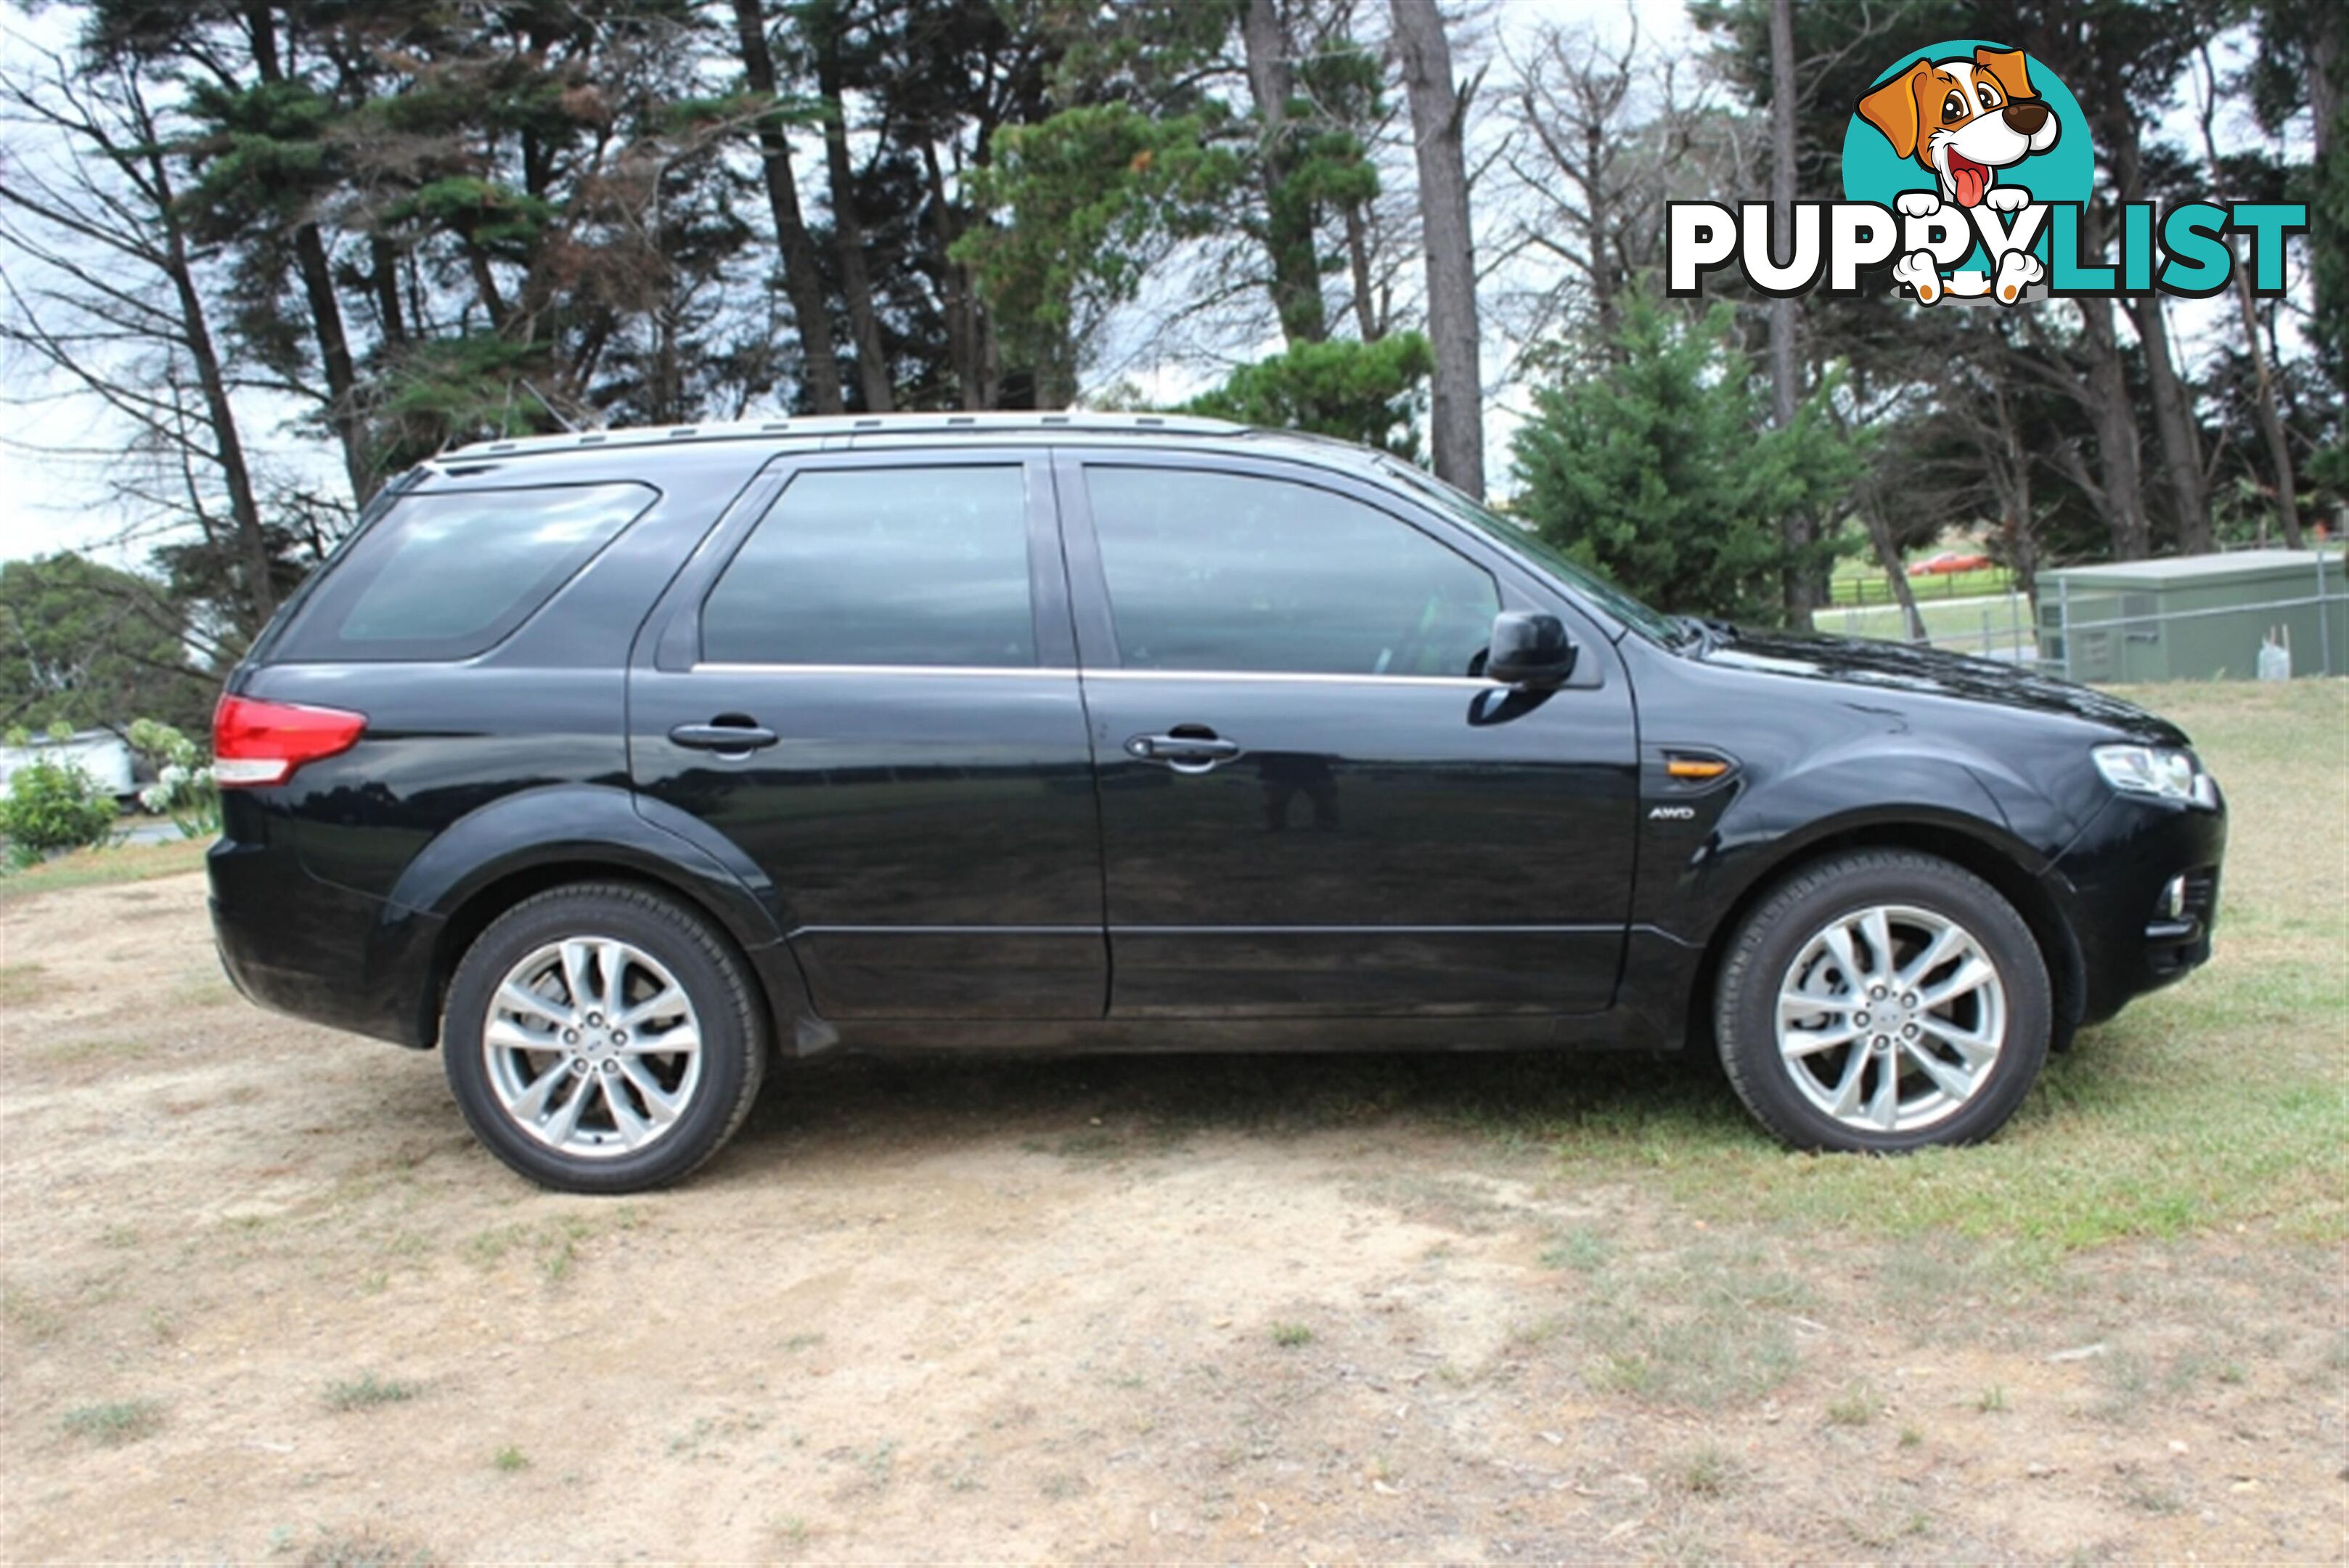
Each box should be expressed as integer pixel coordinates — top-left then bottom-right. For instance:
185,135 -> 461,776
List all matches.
670,719 -> 780,753
1126,732 -> 1243,772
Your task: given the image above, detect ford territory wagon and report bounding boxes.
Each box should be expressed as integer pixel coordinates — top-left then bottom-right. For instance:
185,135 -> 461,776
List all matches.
206,415 -> 2225,1192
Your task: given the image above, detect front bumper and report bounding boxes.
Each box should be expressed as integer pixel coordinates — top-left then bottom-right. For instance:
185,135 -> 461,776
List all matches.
2047,784 -> 2227,1026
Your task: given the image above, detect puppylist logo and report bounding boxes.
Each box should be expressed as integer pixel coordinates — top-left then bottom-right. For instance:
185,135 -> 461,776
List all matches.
1668,39 -> 2305,307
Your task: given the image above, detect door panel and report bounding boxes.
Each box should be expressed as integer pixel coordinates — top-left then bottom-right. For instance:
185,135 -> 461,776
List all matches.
1083,672 -> 1636,1014
1064,455 -> 1639,1018
632,666 -> 1102,1017
629,453 -> 1105,1019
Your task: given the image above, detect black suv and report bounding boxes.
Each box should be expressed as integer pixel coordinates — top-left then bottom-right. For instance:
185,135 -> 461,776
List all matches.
208,415 -> 2225,1192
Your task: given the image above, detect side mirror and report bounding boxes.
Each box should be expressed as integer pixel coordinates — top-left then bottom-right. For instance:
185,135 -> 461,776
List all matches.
1486,611 -> 1577,690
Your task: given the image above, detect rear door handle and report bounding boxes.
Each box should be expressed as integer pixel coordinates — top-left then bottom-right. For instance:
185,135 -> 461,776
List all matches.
670,720 -> 780,753
1126,733 -> 1243,771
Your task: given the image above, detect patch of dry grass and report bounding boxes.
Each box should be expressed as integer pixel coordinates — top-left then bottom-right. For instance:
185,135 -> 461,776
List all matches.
0,961 -> 46,1005
299,1529 -> 438,1567
324,1372 -> 421,1412
60,1397 -> 163,1447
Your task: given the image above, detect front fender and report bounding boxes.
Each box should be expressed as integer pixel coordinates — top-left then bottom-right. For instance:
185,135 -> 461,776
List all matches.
1640,746 -> 2043,944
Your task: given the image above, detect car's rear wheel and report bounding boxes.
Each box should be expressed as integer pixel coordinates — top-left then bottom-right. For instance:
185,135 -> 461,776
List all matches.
442,883 -> 766,1193
1714,850 -> 2051,1151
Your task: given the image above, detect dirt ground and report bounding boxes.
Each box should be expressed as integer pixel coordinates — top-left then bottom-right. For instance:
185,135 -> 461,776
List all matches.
2,867 -> 2345,1564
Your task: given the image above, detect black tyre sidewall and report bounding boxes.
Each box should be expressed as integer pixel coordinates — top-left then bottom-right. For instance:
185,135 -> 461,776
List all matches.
442,884 -> 764,1193
1715,852 -> 2051,1153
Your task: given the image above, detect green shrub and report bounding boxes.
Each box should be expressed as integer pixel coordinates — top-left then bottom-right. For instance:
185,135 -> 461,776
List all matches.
1,737 -> 118,862
128,718 -> 220,839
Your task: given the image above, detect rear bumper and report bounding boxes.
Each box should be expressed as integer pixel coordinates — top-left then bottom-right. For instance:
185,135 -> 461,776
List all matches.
2048,786 -> 2227,1026
208,838 -> 437,1048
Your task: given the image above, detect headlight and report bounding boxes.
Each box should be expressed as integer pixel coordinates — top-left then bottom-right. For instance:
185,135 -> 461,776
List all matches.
2093,744 -> 2216,807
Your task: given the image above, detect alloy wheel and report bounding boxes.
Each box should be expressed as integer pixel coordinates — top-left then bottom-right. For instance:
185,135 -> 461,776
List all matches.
481,937 -> 704,1159
1774,903 -> 2008,1134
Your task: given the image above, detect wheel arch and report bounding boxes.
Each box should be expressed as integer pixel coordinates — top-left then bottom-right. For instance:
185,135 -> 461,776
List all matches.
414,857 -> 813,1053
1683,818 -> 2086,1058
375,784 -> 809,1050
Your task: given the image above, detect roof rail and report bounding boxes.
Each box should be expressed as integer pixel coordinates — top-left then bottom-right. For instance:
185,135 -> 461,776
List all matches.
441,410 -> 1251,461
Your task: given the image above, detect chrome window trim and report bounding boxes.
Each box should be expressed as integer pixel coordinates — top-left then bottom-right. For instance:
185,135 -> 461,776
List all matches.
690,661 -> 1505,690
1088,668 -> 1503,690
693,662 -> 1074,678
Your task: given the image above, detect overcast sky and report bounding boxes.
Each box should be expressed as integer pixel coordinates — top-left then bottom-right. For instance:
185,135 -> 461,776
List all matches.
0,0 -> 2287,569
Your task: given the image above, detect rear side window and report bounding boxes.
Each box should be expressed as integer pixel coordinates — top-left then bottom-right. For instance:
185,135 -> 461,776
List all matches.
700,466 -> 1035,667
275,483 -> 654,661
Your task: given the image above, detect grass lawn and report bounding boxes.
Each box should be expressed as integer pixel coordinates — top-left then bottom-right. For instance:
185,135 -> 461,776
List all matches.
0,838 -> 210,902
1815,592 -> 2036,656
1479,678 -> 2345,1264
1829,555 -> 2015,606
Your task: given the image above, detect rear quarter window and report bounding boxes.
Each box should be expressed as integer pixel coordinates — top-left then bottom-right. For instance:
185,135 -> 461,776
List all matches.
272,482 -> 656,661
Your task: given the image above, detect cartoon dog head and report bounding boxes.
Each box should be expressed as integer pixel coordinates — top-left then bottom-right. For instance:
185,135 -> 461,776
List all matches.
1856,46 -> 2059,208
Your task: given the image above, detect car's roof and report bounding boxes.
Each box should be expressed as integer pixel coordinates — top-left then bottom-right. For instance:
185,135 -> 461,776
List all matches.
436,410 -> 1378,470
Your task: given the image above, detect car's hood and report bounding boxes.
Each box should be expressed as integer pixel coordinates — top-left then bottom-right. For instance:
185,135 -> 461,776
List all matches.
1699,628 -> 2189,745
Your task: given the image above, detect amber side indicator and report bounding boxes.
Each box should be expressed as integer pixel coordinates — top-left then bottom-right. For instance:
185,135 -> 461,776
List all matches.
1664,756 -> 1732,780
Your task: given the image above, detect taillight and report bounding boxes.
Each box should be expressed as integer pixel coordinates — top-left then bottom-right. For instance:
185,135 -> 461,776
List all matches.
212,694 -> 367,788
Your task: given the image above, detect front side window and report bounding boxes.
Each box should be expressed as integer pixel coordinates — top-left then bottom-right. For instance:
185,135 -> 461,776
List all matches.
1381,460 -> 1682,646
279,482 -> 655,661
701,466 -> 1035,668
1085,466 -> 1499,677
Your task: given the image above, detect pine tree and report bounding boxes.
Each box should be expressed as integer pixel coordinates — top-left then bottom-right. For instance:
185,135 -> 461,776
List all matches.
1511,293 -> 1860,625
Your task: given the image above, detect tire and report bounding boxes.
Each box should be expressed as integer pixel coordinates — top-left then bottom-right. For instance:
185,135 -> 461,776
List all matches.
1714,849 -> 2051,1153
441,882 -> 767,1193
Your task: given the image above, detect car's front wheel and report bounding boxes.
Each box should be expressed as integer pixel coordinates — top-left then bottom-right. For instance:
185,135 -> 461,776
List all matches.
442,883 -> 767,1193
1714,849 -> 2051,1151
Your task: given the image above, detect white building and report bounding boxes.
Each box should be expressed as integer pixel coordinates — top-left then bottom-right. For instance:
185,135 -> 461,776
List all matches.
0,729 -> 136,799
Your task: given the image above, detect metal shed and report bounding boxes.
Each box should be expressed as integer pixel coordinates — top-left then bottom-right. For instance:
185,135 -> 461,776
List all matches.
2038,549 -> 2345,682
